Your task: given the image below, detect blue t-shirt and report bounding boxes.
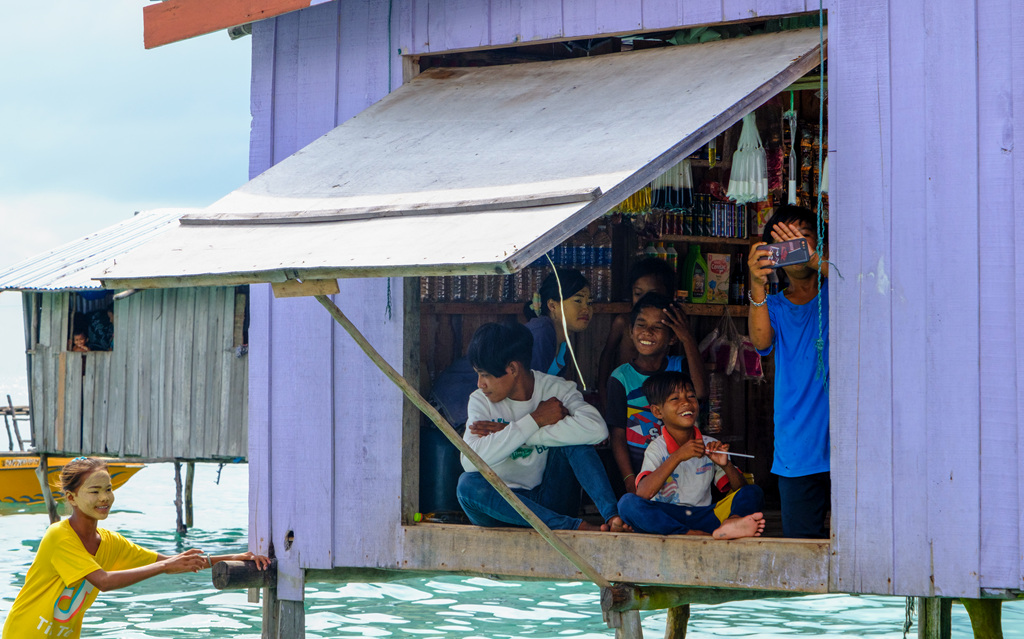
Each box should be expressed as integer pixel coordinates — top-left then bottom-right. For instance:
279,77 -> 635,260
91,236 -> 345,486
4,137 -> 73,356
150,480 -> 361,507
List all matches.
526,316 -> 568,377
606,356 -> 685,473
756,279 -> 829,477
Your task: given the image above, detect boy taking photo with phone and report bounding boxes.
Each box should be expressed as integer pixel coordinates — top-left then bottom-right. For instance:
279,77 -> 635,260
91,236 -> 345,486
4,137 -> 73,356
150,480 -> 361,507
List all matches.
747,205 -> 830,539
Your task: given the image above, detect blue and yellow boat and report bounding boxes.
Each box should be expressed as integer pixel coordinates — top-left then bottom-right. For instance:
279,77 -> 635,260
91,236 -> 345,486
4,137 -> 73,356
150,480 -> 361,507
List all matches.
0,456 -> 144,505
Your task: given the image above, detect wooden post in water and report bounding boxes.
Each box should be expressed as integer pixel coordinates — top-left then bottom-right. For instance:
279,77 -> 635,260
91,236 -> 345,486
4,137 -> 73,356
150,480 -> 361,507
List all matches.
960,598 -> 1003,639
276,600 -> 304,639
173,461 -> 187,536
35,454 -> 60,524
184,461 -> 195,528
917,597 -> 952,639
665,605 -> 690,639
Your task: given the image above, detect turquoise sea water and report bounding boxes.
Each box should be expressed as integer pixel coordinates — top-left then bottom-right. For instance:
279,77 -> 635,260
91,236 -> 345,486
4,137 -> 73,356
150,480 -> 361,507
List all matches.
2,464 -> 1022,638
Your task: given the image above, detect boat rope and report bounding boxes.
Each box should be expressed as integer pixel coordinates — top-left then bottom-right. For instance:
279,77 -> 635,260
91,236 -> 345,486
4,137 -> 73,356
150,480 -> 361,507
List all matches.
902,596 -> 916,638
814,0 -> 828,390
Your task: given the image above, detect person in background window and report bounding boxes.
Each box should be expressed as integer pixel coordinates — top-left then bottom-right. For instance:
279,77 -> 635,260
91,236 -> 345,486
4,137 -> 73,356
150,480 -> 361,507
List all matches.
70,333 -> 90,352
87,309 -> 114,351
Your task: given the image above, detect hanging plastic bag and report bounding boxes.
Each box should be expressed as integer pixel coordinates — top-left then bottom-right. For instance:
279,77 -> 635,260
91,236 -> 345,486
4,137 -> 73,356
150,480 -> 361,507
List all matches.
726,112 -> 769,205
737,336 -> 764,381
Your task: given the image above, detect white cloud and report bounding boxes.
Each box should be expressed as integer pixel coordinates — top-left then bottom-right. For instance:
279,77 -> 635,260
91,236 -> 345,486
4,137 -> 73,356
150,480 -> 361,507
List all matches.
0,2 -> 252,406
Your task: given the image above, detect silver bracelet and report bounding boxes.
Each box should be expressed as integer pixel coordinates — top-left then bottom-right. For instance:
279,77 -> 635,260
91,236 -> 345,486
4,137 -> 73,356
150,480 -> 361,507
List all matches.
748,290 -> 768,307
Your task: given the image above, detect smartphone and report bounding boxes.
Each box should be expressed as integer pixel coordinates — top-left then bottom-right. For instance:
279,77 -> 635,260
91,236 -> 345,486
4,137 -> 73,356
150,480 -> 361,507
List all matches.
760,238 -> 810,268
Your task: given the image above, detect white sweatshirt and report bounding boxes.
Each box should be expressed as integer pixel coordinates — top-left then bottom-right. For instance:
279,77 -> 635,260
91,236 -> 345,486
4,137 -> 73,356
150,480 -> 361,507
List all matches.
459,371 -> 608,490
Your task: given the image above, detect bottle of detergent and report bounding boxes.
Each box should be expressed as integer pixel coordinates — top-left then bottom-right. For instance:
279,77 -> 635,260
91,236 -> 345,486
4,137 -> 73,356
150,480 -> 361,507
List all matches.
682,244 -> 708,303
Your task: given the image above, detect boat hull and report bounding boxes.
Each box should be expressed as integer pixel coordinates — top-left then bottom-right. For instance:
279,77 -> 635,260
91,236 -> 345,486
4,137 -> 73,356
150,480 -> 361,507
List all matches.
0,456 -> 145,505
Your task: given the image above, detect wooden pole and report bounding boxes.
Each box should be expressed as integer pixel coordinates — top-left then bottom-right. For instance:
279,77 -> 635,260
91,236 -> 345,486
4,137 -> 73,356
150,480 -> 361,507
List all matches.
8,395 -> 25,451
314,294 -> 611,589
263,584 -> 279,639
664,605 -> 690,639
174,461 -> 187,536
213,559 -> 277,590
277,599 -> 305,639
185,461 -> 195,528
917,597 -> 952,639
960,598 -> 1002,639
35,454 -> 60,524
615,610 -> 643,639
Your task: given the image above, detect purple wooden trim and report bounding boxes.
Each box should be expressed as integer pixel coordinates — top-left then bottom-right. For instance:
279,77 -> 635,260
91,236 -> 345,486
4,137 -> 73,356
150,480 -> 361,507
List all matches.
249,284 -> 273,556
269,295 -> 336,596
758,0 -> 808,17
977,0 -> 1020,592
339,0 -> 392,123
887,0 -> 930,598
923,0 -> 981,598
331,279 -> 405,567
723,1 -> 761,22
250,20 -> 276,178
1015,0 -> 1024,594
516,0 -> 564,45
297,2 -> 342,146
487,0 -> 516,46
272,11 -> 302,163
640,0 -> 682,30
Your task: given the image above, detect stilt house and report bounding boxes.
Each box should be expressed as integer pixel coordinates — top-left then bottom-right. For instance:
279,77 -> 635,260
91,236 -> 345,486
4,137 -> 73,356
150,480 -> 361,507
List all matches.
0,210 -> 248,460
92,0 -> 1024,636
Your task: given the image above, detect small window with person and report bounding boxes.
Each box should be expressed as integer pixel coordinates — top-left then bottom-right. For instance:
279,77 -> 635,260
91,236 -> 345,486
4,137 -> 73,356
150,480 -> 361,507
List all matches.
68,291 -> 115,352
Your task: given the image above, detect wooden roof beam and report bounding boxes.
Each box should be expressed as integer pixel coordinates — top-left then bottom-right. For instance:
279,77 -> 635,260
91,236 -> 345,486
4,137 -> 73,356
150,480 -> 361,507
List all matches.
143,0 -> 319,49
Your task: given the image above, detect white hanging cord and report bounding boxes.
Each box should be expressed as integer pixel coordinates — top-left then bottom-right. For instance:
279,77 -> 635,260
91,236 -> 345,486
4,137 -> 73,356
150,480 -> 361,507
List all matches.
544,254 -> 587,389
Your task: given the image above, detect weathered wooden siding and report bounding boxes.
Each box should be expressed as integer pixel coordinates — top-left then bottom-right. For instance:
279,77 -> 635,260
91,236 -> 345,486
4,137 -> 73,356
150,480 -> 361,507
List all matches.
27,288 -> 247,460
830,0 -> 1023,598
247,0 -> 1024,600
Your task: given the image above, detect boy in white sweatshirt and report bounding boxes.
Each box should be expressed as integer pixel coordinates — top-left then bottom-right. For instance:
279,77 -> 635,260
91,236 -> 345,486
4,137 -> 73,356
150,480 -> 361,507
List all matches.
456,322 -> 627,531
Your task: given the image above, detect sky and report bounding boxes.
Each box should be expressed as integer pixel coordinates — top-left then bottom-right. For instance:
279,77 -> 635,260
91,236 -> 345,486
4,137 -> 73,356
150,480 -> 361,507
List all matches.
0,2 -> 252,406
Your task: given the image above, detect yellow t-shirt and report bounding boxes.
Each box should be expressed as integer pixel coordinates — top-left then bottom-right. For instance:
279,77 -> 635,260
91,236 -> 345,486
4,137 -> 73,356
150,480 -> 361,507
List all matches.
3,519 -> 157,639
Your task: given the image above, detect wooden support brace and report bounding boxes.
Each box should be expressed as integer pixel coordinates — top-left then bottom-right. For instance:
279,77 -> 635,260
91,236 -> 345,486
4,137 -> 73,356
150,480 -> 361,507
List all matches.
314,294 -> 611,589
276,599 -> 305,639
602,584 -> 804,612
272,279 -> 340,298
35,454 -> 60,524
262,584 -> 279,639
615,610 -> 643,639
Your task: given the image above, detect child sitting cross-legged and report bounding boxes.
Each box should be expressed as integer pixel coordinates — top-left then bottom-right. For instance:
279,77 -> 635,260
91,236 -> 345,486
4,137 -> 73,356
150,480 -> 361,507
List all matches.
617,371 -> 766,539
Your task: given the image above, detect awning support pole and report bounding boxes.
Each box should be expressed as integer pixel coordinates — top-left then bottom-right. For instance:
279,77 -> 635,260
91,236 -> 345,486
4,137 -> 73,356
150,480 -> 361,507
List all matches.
314,294 -> 611,590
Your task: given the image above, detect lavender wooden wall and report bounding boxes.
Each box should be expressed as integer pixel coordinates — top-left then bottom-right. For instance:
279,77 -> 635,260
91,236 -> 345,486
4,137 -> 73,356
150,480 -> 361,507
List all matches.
830,0 -> 1023,599
245,0 -> 1024,600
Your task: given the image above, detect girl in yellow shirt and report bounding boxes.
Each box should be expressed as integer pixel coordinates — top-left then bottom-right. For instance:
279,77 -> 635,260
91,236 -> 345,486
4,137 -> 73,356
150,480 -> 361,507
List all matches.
2,457 -> 269,638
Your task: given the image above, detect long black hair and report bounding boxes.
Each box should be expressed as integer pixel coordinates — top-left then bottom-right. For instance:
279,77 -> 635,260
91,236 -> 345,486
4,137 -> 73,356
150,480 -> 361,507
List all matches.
523,268 -> 590,320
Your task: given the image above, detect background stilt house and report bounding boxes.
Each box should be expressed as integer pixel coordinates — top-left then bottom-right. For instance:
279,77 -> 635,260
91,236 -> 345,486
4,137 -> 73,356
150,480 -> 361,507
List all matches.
106,0 -> 1023,635
0,210 -> 248,460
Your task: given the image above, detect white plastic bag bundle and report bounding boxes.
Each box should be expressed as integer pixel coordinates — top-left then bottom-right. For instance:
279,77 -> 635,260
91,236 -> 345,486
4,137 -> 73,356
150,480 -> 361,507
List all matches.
726,112 -> 768,205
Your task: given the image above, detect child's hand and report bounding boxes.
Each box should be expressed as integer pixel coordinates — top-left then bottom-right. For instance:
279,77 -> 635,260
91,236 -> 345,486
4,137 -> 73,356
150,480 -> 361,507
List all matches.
232,552 -> 272,570
468,421 -> 508,437
162,549 -> 208,574
748,243 -> 772,290
678,439 -> 705,461
706,441 -> 730,467
661,304 -> 694,343
771,221 -> 820,269
531,398 -> 568,427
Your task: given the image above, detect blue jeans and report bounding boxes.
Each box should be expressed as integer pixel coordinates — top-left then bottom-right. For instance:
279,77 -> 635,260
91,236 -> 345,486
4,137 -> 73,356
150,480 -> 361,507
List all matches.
777,472 -> 830,539
456,445 -> 619,530
618,485 -> 765,535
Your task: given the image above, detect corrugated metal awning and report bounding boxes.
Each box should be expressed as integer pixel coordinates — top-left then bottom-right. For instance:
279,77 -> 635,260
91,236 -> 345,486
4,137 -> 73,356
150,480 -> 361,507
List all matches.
0,210 -> 191,292
100,28 -> 825,289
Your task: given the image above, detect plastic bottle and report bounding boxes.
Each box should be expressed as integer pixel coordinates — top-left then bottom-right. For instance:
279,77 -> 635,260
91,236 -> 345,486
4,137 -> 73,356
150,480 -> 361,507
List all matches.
665,243 -> 678,274
655,242 -> 668,263
644,242 -> 658,260
592,228 -> 613,301
682,244 -> 708,303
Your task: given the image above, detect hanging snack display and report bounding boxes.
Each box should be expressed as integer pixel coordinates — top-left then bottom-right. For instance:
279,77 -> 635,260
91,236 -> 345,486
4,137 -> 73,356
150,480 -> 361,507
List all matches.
726,112 -> 769,205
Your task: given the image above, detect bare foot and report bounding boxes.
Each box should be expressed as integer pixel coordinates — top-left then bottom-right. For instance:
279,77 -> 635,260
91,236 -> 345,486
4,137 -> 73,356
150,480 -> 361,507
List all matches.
603,516 -> 633,533
577,520 -> 603,531
712,513 -> 765,540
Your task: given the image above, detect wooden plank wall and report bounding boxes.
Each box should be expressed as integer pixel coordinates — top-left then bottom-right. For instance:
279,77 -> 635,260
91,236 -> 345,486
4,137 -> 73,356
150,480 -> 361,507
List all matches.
399,0 -> 821,55
249,0 -> 1023,599
831,0 -> 1022,598
978,0 -> 1024,594
27,289 -> 247,460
